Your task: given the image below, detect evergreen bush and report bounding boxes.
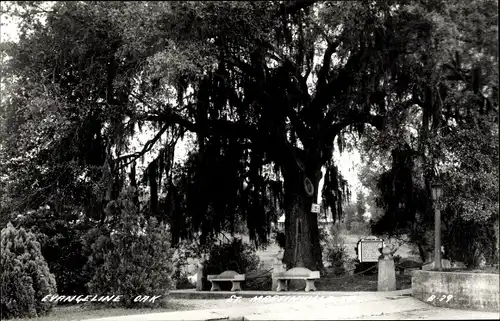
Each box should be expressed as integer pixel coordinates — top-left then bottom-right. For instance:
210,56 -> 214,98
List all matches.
325,244 -> 349,275
172,241 -> 201,289
1,223 -> 57,319
84,187 -> 174,308
11,208 -> 94,296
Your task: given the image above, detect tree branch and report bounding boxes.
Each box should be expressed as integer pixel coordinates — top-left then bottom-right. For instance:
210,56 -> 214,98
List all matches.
224,49 -> 312,151
321,111 -> 385,154
264,45 -> 312,109
315,40 -> 340,94
299,40 -> 341,125
225,56 -> 255,77
115,123 -> 170,169
127,77 -> 306,177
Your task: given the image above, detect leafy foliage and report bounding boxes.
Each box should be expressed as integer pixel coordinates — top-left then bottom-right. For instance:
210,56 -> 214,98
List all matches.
355,192 -> 366,223
320,224 -> 351,274
1,0 -> 497,271
10,208 -> 94,295
442,216 -> 497,268
1,223 -> 57,319
0,1 -> 418,229
84,187 -> 174,307
202,238 -> 260,290
342,203 -> 356,231
324,244 -> 349,276
170,238 -> 213,290
360,0 -> 498,265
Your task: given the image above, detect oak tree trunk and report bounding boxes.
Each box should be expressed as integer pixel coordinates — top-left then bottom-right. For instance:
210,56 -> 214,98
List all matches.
282,165 -> 323,271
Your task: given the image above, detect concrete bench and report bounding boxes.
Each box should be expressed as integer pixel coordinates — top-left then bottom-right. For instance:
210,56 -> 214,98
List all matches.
272,267 -> 320,292
207,270 -> 245,291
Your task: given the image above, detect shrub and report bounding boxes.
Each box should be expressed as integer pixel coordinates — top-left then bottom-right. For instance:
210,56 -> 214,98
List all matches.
1,223 -> 57,319
172,252 -> 190,290
172,241 -> 197,289
202,238 -> 260,290
11,208 -> 94,295
319,226 -> 330,249
443,216 -> 497,268
349,221 -> 369,235
324,244 -> 349,275
172,272 -> 196,289
322,225 -> 348,273
171,238 -> 213,289
244,269 -> 272,290
84,187 -> 174,308
329,223 -> 343,238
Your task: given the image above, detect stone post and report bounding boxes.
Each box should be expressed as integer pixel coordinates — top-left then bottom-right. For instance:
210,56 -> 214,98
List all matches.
272,263 -> 286,291
377,246 -> 396,291
196,259 -> 204,291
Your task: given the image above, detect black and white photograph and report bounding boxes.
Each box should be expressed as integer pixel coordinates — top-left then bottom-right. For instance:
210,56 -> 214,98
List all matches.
0,1 -> 498,320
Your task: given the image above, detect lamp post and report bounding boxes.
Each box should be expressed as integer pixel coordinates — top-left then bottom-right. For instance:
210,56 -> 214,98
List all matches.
431,182 -> 443,270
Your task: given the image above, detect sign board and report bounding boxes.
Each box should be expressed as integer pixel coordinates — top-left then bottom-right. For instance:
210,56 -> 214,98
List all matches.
357,236 -> 384,262
311,203 -> 320,213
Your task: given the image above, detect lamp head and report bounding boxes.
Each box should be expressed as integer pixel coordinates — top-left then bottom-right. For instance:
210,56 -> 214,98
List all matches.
431,182 -> 443,201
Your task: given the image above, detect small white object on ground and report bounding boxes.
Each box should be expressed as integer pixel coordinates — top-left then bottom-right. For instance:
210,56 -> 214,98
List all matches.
188,273 -> 197,285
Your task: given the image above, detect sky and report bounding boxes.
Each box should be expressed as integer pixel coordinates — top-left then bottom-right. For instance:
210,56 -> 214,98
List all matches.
0,6 -> 367,204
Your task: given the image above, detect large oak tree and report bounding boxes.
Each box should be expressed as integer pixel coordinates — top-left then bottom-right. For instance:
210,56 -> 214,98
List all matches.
2,1 -> 487,270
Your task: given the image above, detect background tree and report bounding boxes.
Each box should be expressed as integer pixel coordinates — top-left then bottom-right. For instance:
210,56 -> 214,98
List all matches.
358,0 -> 499,266
355,191 -> 366,223
343,203 -> 356,231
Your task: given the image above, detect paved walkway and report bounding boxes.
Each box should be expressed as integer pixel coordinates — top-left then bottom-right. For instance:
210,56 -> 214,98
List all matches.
169,289 -> 412,299
85,291 -> 500,321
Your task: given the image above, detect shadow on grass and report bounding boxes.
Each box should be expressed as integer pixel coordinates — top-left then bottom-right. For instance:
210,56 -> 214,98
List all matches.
316,273 -> 412,292
240,270 -> 413,292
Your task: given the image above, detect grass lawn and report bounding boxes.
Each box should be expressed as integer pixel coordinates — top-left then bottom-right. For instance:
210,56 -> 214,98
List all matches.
316,272 -> 412,291
242,268 -> 412,292
7,274 -> 413,321
9,300 -> 194,321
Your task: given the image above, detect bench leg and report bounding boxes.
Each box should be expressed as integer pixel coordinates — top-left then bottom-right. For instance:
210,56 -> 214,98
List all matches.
231,281 -> 242,291
210,281 -> 221,291
276,279 -> 288,292
304,279 -> 316,292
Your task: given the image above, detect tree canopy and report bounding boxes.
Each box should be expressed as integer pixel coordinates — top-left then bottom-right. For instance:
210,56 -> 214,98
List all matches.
356,0 -> 498,265
1,0 -> 497,269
